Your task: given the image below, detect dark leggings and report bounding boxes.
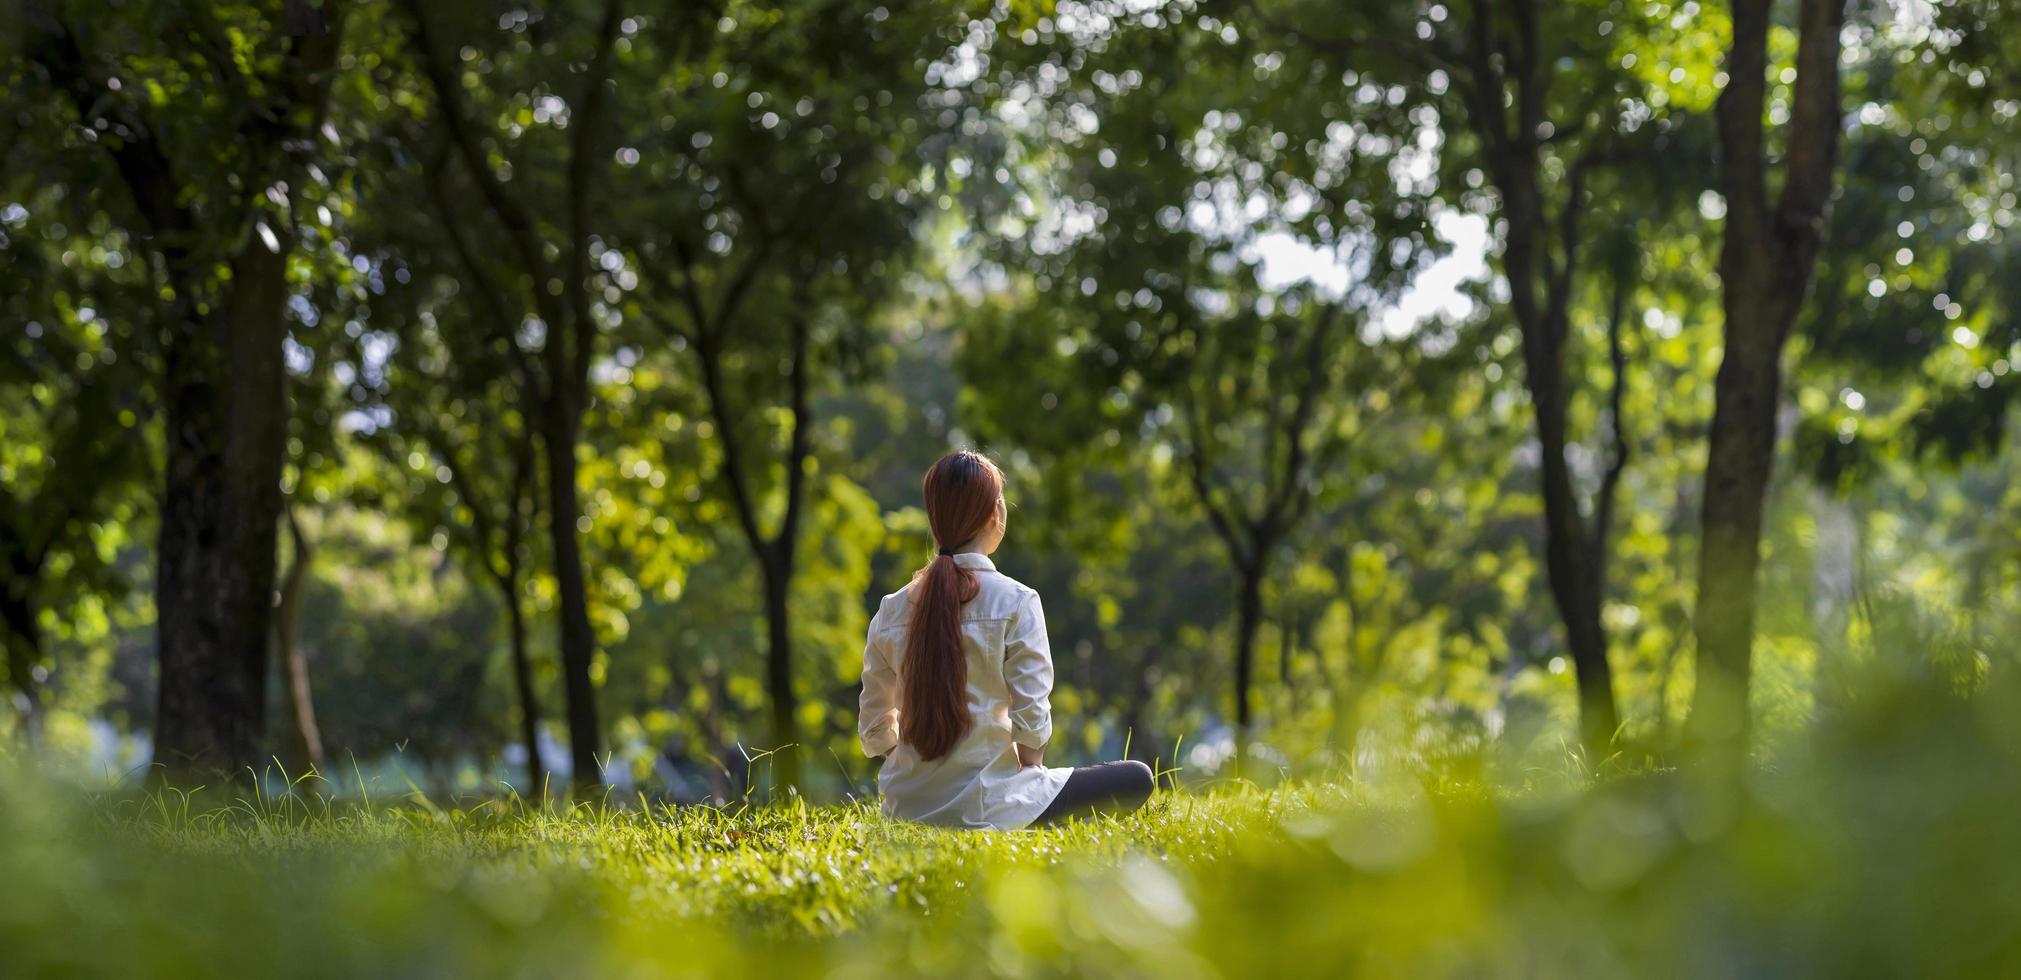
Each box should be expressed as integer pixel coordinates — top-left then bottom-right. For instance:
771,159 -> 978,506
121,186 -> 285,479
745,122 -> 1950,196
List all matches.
1030,760 -> 1156,826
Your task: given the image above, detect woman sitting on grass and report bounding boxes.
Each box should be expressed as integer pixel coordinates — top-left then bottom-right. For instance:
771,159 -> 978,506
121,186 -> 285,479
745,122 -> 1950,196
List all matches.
858,450 -> 1155,829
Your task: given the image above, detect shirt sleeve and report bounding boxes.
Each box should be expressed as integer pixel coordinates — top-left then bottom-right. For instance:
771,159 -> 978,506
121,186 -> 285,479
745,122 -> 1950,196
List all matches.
858,611 -> 900,759
1003,589 -> 1054,749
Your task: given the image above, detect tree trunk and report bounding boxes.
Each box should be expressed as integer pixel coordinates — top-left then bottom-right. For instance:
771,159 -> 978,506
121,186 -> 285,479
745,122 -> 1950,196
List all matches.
540,410 -> 603,797
1278,611 -> 1297,719
1530,357 -> 1623,751
1688,331 -> 1784,750
762,562 -> 802,793
23,6 -> 325,784
681,308 -> 811,793
1468,78 -> 1625,758
1502,163 -> 1622,758
140,4 -> 345,790
1548,509 -> 1619,755
502,575 -> 545,798
1232,562 -> 1264,736
153,240 -> 292,787
274,502 -> 323,772
1688,0 -> 1843,765
1,589 -> 43,745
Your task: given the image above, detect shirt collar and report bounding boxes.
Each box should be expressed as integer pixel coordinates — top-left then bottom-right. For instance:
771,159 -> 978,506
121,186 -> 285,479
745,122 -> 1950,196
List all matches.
950,552 -> 996,572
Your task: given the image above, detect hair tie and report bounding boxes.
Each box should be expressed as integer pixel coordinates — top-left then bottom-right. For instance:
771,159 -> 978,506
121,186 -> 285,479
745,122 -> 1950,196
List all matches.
937,546 -> 955,556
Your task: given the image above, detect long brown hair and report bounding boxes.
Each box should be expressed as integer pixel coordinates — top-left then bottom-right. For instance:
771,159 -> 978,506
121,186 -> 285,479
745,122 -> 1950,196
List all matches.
900,450 -> 1004,760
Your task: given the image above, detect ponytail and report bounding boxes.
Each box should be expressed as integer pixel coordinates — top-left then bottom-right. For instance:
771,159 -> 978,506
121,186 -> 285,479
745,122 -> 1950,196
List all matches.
900,552 -> 977,760
900,452 -> 1003,761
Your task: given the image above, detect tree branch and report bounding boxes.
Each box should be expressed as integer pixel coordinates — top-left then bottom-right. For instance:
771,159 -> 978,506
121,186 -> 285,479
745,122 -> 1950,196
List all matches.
1510,0 -> 1546,144
1265,304 -> 1341,527
660,238 -> 713,343
1775,0 -> 1846,254
1301,386 -> 1379,531
714,235 -> 779,340
422,141 -> 549,410
1545,147 -> 1595,330
775,287 -> 814,570
1180,397 -> 1253,570
22,6 -> 196,257
563,0 -> 625,394
0,495 -> 32,582
1461,0 -> 1513,155
693,332 -> 768,560
399,0 -> 559,324
1591,263 -> 1633,576
1245,0 -> 1456,77
505,409 -> 536,582
1717,0 -> 1773,248
432,414 -> 511,590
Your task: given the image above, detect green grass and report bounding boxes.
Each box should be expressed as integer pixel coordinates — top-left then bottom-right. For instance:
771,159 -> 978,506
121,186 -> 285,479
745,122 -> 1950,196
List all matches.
5,776 -> 1322,977
9,677 -> 2021,977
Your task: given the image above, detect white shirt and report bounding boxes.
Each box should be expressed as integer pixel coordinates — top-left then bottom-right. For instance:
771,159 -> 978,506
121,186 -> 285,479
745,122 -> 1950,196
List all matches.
858,552 -> 1071,829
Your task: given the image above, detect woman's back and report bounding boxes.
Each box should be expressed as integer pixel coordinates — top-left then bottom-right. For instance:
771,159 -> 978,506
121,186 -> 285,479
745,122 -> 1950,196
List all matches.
860,450 -> 1153,830
858,552 -> 1070,829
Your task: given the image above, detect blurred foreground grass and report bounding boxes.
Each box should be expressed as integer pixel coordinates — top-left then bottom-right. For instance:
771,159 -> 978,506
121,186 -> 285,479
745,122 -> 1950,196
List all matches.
7,674 -> 2021,978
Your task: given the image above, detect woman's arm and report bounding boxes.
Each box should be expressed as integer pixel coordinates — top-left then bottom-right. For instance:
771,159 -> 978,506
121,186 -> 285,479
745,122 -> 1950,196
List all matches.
859,619 -> 900,759
1003,589 -> 1055,765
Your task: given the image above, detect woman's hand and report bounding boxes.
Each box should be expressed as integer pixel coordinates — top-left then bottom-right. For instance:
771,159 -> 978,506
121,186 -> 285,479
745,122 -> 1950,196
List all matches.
1016,742 -> 1044,769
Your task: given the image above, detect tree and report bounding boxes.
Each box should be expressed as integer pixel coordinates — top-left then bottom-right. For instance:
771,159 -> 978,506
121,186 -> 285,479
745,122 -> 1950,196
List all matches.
22,0 -> 347,783
1179,307 -> 1416,740
362,286 -> 553,796
1687,0 -> 1846,759
279,491 -> 506,777
393,0 -> 626,794
615,1 -> 955,789
0,307 -> 152,745
0,71 -> 159,743
665,288 -> 818,790
968,6 -> 1446,746
272,496 -> 324,770
325,94 -> 577,794
1246,0 -> 1715,753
